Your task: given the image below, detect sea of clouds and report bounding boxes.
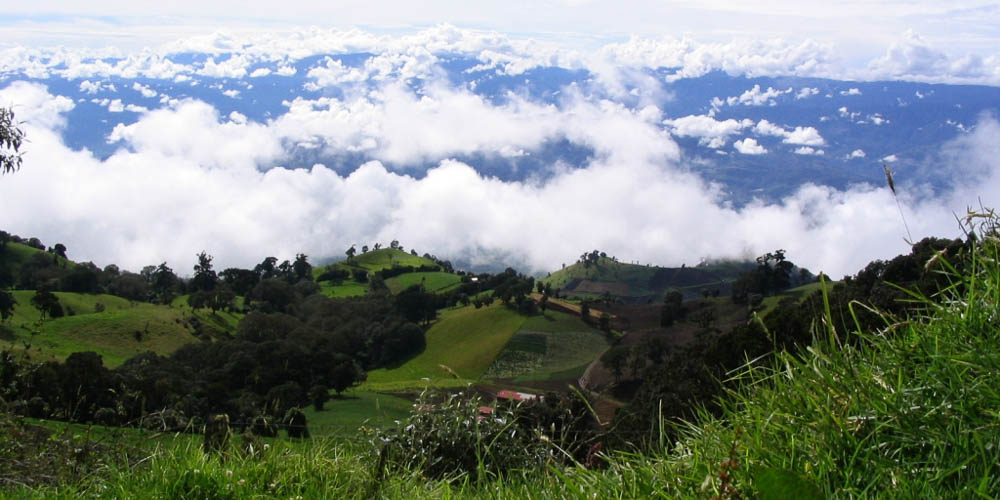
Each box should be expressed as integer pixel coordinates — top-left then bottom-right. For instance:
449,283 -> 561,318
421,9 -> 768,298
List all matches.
1,26 -> 999,277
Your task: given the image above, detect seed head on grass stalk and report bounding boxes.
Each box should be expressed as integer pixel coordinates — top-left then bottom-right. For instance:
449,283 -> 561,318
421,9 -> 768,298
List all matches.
884,164 -> 913,244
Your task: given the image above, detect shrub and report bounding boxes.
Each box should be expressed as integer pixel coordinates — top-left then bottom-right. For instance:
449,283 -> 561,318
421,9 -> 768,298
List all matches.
375,387 -> 594,480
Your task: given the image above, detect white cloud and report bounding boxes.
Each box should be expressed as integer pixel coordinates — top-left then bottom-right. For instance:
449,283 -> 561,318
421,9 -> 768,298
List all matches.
107,98 -> 125,112
665,114 -> 753,148
725,84 -> 792,106
222,89 -> 240,98
839,87 -> 861,96
796,87 -> 819,99
196,55 -> 250,78
734,138 -> 767,155
2,73 -> 998,285
249,67 -> 271,77
866,30 -> 1000,85
751,119 -> 825,146
794,146 -> 824,155
868,113 -> 888,125
882,154 -> 898,163
753,119 -> 787,137
132,82 -> 158,98
79,80 -> 107,94
783,126 -> 825,146
846,149 -> 866,159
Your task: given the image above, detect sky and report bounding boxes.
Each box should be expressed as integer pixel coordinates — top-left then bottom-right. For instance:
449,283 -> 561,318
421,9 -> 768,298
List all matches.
1,2 -> 999,277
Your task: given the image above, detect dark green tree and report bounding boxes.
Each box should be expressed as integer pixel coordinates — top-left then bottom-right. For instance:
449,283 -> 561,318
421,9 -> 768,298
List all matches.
292,254 -> 312,282
0,291 -> 16,323
30,288 -> 62,320
191,251 -> 218,292
151,262 -> 179,304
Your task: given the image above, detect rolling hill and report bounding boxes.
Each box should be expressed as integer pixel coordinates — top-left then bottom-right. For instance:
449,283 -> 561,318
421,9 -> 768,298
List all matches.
0,291 -> 233,367
540,256 -> 754,303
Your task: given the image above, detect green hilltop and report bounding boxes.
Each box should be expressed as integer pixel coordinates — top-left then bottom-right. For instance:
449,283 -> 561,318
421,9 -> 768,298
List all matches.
540,255 -> 753,302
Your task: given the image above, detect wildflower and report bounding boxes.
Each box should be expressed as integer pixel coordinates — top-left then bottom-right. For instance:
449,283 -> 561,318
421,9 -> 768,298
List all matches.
225,470 -> 233,478
238,479 -> 246,486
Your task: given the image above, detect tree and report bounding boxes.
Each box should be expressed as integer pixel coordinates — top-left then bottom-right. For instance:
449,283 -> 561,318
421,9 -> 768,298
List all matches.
580,302 -> 590,321
31,288 -> 62,320
602,346 -> 629,383
345,245 -> 356,261
599,312 -> 611,332
308,385 -> 331,411
1,106 -> 25,175
52,243 -> 67,259
191,251 -> 218,292
292,254 -> 312,282
151,262 -> 179,304
361,245 -> 369,254
329,355 -> 364,395
0,291 -> 16,323
661,290 -> 683,327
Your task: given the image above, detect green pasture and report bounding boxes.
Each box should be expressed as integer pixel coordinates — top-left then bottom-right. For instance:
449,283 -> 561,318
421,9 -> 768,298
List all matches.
483,310 -> 610,382
385,272 -> 461,294
303,390 -> 415,436
363,303 -> 526,390
0,291 -> 235,367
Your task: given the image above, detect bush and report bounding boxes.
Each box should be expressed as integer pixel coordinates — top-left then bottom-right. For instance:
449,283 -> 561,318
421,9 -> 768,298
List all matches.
375,387 -> 587,479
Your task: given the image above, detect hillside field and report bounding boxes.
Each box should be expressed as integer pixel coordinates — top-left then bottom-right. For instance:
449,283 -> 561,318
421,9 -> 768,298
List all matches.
483,310 -> 610,386
363,303 -> 526,390
385,272 -> 461,294
1,291 -> 237,367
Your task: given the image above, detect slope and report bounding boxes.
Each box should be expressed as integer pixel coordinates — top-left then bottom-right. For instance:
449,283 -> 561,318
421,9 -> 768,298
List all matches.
0,291 -> 232,367
363,302 -> 526,390
541,256 -> 752,302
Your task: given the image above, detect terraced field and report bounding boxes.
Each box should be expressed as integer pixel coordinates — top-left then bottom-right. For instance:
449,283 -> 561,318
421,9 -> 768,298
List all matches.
483,310 -> 610,385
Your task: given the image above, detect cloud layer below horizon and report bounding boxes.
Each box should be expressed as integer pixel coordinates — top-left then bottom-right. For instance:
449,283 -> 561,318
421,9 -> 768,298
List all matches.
2,68 -> 999,278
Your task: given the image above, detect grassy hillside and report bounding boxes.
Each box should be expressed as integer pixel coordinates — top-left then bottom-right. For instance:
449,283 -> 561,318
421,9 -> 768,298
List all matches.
385,272 -> 461,294
303,389 -> 415,436
483,309 -> 610,384
0,242 -> 75,280
1,291 -> 234,367
541,256 -> 751,300
759,280 -> 831,313
364,303 -> 526,390
318,281 -> 368,298
318,248 -> 439,276
6,236 -> 1000,498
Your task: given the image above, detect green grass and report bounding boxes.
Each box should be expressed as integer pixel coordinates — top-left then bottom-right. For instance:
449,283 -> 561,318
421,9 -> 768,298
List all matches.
0,242 -> 75,279
317,248 -> 439,278
303,390 -> 415,436
385,272 -> 461,295
0,291 -> 228,367
318,281 -> 368,298
363,303 -> 526,389
483,310 -> 610,382
541,256 -> 747,298
759,280 -> 834,313
9,239 -> 1000,498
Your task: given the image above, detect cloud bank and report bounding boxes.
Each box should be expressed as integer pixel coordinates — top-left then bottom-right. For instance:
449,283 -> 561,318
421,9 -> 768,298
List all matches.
3,78 -> 998,280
